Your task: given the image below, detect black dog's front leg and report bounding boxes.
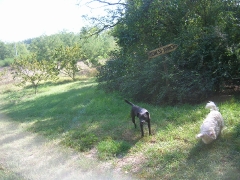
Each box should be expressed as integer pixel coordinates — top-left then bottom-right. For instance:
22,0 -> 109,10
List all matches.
140,122 -> 144,137
148,121 -> 152,136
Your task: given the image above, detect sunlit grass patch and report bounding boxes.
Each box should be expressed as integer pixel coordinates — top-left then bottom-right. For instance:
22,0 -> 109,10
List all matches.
97,138 -> 131,160
62,130 -> 98,152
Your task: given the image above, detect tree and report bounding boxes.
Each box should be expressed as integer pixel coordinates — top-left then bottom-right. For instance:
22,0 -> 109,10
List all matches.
0,41 -> 29,60
79,0 -> 126,35
0,41 -> 7,60
12,54 -> 58,94
0,41 -> 15,60
57,30 -> 80,47
97,0 -> 240,104
28,35 -> 62,61
16,43 -> 29,56
79,27 -> 117,64
52,44 -> 83,80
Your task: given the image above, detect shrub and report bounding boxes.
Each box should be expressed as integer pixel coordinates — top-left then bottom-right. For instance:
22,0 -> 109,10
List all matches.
97,0 -> 240,105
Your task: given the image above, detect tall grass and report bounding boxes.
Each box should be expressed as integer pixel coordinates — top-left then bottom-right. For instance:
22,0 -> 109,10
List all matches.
0,78 -> 240,179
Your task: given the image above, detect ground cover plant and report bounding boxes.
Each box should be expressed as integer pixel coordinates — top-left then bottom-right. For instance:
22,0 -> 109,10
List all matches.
0,77 -> 240,179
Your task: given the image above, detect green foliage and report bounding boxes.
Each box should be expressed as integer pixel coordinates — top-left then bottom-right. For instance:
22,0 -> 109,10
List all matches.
28,35 -> 62,61
80,27 -> 118,65
1,28 -> 117,67
16,42 -> 29,56
52,44 -> 83,80
0,58 -> 14,67
0,41 -> 29,61
0,41 -> 8,60
25,30 -> 116,65
11,53 -> 58,94
97,0 -> 240,104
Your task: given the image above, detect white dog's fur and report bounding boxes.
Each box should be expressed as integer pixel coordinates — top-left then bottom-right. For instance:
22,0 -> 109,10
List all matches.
196,101 -> 224,144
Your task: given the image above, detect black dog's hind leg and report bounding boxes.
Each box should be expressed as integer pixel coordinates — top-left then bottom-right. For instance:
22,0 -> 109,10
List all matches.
131,112 -> 137,128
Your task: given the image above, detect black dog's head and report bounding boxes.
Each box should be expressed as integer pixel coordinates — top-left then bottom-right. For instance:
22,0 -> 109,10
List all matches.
137,112 -> 150,123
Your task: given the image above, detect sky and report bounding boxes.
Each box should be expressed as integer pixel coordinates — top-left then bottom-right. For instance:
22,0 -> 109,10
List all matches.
0,0 -> 107,42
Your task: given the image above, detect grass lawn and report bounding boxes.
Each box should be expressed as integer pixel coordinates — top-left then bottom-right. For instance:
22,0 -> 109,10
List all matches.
0,77 -> 240,179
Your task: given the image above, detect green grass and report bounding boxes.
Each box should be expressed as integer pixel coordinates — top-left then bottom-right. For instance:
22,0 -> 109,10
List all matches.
97,137 -> 131,160
0,78 -> 240,179
0,166 -> 25,180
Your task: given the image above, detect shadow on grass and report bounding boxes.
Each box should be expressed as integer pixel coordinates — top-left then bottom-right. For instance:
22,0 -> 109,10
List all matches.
131,114 -> 240,180
137,136 -> 240,179
178,121 -> 240,180
1,80 -> 140,158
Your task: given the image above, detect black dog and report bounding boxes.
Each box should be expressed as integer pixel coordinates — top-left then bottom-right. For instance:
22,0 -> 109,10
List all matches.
125,99 -> 151,137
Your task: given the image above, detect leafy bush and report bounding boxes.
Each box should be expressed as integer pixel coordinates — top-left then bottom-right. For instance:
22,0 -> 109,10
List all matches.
97,0 -> 240,105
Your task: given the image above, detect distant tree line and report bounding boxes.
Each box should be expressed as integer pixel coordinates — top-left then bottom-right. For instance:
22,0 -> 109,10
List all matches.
0,27 -> 117,94
0,28 -> 116,65
97,0 -> 240,105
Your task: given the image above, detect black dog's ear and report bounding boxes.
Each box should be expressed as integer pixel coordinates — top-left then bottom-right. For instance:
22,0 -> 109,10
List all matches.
146,112 -> 150,119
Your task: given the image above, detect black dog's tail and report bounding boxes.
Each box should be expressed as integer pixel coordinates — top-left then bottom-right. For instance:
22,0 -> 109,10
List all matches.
125,99 -> 134,106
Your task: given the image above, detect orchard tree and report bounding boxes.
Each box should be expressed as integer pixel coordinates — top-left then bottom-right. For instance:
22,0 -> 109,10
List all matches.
53,44 -> 84,80
12,53 -> 58,94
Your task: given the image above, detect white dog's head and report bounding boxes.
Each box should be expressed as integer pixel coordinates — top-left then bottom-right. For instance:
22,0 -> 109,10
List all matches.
196,127 -> 216,144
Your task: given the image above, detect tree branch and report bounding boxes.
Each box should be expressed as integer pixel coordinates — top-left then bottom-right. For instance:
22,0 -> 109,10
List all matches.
84,0 -> 127,7
90,19 -> 123,36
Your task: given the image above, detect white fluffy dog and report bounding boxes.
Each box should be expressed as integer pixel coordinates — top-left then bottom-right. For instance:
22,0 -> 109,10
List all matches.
196,101 -> 224,144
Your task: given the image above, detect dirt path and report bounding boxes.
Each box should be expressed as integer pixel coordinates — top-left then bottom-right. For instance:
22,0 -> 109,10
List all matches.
0,113 -> 134,180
